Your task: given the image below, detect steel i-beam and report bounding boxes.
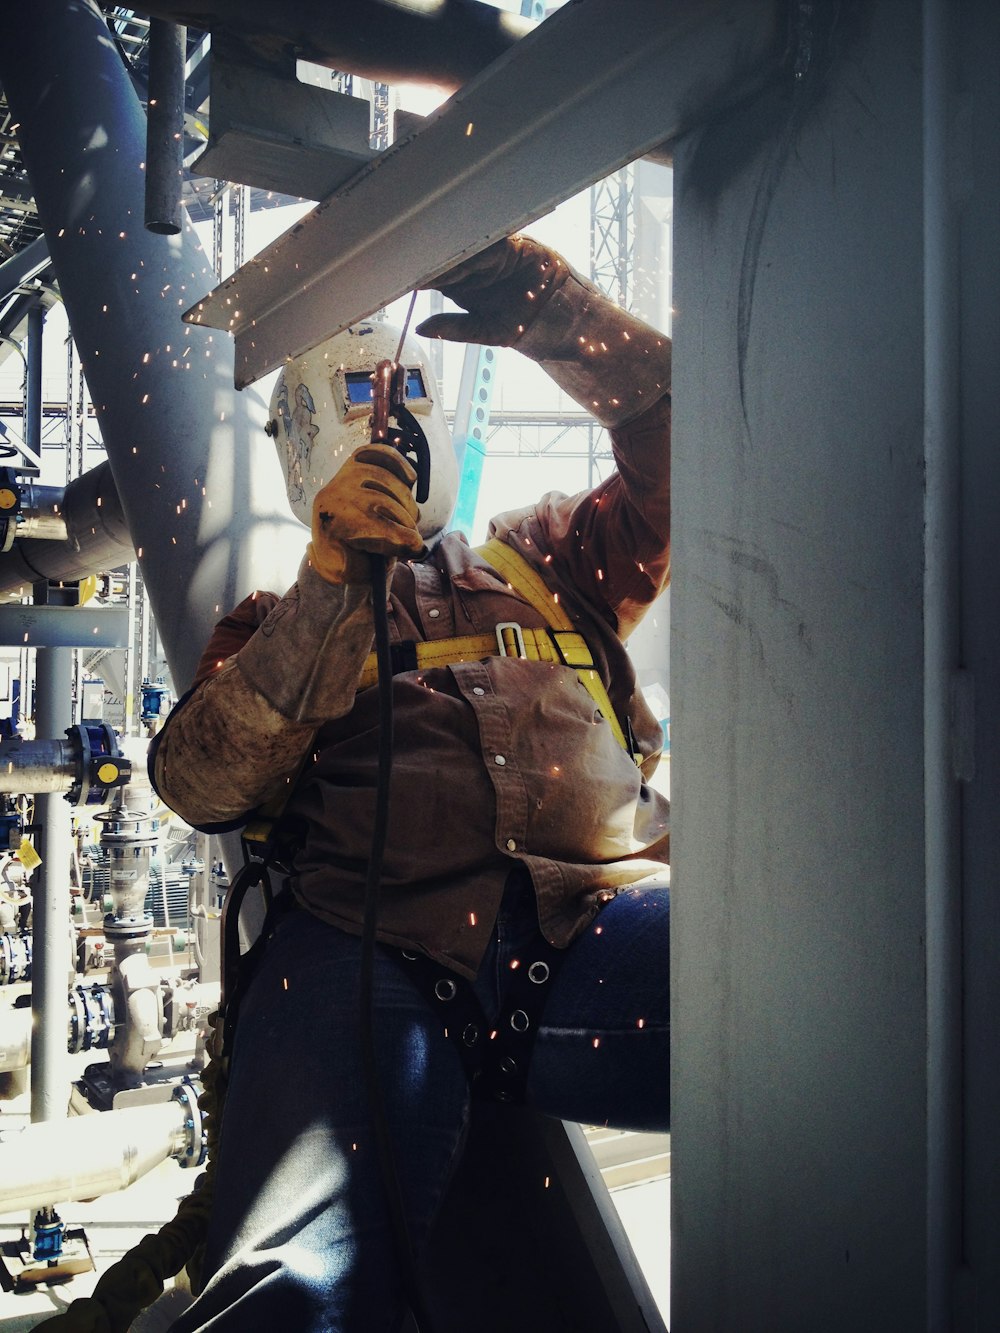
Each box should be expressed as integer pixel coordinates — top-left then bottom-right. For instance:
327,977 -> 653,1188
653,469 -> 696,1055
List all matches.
185,0 -> 783,387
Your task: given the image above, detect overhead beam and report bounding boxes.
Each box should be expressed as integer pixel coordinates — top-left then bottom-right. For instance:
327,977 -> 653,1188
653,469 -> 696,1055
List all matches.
133,0 -> 531,90
185,0 -> 784,387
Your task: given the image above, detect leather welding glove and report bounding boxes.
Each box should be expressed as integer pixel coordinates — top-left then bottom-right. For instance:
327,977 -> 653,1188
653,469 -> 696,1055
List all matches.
308,442 -> 424,584
417,235 -> 670,430
415,234 -> 569,346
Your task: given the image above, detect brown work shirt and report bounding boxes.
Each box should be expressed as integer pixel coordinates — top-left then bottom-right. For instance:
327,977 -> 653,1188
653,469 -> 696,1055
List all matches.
165,394 -> 671,978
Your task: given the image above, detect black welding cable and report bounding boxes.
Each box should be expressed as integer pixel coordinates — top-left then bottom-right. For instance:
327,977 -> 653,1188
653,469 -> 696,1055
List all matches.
360,552 -> 435,1333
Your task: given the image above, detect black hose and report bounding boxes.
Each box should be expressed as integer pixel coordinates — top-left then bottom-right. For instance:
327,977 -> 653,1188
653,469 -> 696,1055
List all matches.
360,552 -> 435,1333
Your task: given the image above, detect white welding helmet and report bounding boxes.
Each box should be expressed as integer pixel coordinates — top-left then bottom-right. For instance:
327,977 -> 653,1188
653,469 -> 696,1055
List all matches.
267,321 -> 458,540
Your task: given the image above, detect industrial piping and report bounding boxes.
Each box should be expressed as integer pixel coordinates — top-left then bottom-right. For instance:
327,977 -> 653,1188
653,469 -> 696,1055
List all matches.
0,1086 -> 204,1215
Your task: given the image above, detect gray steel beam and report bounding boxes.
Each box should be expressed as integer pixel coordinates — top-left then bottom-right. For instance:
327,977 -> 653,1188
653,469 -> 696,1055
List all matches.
132,0 -> 531,91
1,0 -> 304,690
185,0 -> 784,387
0,605 -> 130,648
0,234 -> 51,304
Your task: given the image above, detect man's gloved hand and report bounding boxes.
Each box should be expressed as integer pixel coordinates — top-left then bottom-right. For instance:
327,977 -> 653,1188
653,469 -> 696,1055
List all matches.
309,443 -> 424,585
416,234 -> 570,347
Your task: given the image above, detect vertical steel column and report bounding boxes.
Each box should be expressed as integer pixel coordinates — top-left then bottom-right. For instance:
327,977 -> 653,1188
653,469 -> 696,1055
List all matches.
24,303 -> 43,457
30,647 -> 75,1123
26,304 -> 75,1123
923,0 -> 963,1323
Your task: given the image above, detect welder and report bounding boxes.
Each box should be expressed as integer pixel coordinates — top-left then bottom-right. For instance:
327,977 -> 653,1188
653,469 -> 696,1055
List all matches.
152,234 -> 672,1331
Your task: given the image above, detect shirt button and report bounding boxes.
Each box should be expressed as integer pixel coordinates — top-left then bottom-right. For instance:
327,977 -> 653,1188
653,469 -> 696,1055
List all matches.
506,838 -> 517,851
428,608 -> 441,619
473,687 -> 485,696
494,754 -> 506,766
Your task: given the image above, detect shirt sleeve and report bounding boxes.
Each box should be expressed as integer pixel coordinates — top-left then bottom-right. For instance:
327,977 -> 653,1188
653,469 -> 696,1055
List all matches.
149,558 -> 377,828
491,390 -> 671,641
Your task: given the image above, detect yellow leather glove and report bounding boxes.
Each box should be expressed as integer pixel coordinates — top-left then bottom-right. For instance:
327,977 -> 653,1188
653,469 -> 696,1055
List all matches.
308,443 -> 424,585
416,234 -> 570,347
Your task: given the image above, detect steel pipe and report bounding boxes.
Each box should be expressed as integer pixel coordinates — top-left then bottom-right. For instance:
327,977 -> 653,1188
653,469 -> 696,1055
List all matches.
145,19 -> 187,236
0,1005 -> 32,1074
0,462 -> 133,600
0,739 -> 77,794
0,1099 -> 191,1214
30,646 -> 75,1124
11,483 -> 69,541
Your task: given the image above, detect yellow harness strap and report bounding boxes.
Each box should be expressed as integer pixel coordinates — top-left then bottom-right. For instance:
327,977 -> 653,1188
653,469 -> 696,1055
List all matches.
359,539 -> 634,759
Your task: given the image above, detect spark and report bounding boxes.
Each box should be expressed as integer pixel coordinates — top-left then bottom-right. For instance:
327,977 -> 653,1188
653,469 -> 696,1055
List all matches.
465,122 -> 474,136
592,1037 -> 601,1049
282,977 -> 288,990
544,1176 -> 550,1188
637,1018 -> 645,1029
510,958 -> 520,970
469,912 -> 477,927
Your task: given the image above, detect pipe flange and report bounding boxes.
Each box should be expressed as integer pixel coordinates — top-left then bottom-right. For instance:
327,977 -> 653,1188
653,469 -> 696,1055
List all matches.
67,982 -> 116,1053
172,1076 -> 207,1169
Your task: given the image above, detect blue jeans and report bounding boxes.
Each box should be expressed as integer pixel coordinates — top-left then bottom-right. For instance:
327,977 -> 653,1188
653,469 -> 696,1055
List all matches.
173,878 -> 669,1331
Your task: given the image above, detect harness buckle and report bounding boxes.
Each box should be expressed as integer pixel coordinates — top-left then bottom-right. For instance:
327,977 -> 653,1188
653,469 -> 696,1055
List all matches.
496,622 -> 527,659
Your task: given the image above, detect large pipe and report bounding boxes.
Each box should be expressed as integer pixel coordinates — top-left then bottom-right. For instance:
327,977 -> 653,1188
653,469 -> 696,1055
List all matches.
0,462 -> 133,599
133,0 -> 530,91
1,0 -> 303,692
0,1097 -> 195,1214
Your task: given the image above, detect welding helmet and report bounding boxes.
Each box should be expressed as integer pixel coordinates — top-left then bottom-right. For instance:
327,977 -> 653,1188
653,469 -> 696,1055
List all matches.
267,321 -> 458,540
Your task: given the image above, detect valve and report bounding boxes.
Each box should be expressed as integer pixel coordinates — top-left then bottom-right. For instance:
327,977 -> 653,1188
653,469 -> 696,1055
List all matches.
66,721 -> 131,807
30,1207 -> 64,1264
140,678 -> 171,724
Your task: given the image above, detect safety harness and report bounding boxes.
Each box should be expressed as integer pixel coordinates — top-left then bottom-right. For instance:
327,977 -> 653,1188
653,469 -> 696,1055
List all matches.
222,539 -> 631,1100
356,537 -> 637,760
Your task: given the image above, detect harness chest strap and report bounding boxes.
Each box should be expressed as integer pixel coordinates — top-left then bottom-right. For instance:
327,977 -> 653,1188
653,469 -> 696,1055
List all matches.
357,538 -> 634,758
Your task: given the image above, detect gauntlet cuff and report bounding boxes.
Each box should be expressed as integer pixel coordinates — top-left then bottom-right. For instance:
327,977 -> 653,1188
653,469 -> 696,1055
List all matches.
516,271 -> 671,429
237,557 -> 376,723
